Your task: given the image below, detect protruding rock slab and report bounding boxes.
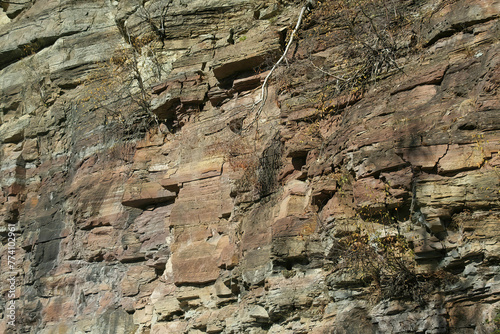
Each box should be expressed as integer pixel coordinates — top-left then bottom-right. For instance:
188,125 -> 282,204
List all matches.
211,25 -> 281,80
416,170 -> 500,210
438,144 -> 490,173
160,157 -> 224,188
121,182 -> 177,208
172,241 -> 224,285
396,145 -> 448,170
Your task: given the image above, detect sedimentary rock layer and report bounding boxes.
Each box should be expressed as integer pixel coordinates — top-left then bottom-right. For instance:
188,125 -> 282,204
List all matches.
0,0 -> 499,333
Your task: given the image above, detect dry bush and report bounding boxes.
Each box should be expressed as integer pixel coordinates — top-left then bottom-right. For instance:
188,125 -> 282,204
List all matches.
226,135 -> 283,197
257,135 -> 283,196
78,35 -> 163,139
275,0 -> 425,113
328,229 -> 455,303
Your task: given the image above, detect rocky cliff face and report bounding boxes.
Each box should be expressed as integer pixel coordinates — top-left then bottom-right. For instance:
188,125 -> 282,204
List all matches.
1,0 -> 499,333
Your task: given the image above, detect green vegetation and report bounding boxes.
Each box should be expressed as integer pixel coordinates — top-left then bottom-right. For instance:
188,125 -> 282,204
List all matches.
491,308 -> 500,333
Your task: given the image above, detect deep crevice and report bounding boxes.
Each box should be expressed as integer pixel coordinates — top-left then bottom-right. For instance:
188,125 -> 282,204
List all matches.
0,30 -> 82,71
425,16 -> 500,47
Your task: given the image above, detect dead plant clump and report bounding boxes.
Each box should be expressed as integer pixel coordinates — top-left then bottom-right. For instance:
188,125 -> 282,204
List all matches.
276,0 -> 426,113
329,230 -> 456,303
228,136 -> 283,197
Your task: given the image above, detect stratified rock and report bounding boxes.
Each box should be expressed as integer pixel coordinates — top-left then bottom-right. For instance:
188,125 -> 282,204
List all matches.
121,182 -> 177,208
211,24 -> 281,80
0,0 -> 499,333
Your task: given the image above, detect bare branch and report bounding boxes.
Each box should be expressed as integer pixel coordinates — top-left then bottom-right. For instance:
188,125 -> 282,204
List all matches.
308,59 -> 347,82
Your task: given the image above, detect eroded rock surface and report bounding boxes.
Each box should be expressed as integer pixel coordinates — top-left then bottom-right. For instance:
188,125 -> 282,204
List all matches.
0,0 -> 499,333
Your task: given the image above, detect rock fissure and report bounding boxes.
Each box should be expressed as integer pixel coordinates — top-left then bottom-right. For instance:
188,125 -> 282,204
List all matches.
425,15 -> 500,47
0,29 -> 82,71
436,143 -> 451,171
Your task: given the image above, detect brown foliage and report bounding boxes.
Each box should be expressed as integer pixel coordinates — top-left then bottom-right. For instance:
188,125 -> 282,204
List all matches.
328,229 -> 456,303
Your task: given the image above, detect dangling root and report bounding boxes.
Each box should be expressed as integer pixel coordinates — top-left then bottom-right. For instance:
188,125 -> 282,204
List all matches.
253,3 -> 309,120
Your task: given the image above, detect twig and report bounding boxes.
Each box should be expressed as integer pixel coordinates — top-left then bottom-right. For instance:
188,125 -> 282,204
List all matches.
308,59 -> 347,81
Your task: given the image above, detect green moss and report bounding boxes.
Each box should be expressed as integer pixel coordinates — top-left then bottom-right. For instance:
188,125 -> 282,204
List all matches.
282,269 -> 296,279
490,308 -> 500,334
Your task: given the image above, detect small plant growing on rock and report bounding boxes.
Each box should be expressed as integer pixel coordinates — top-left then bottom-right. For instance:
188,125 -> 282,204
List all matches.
78,26 -> 163,138
492,309 -> 500,333
327,227 -> 454,303
282,0 -> 424,114
135,0 -> 172,47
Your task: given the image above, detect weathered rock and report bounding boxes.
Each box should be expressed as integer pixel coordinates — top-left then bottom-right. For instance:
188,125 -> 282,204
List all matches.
0,114 -> 30,143
423,0 -> 500,46
352,177 -> 387,213
391,65 -> 449,95
154,296 -> 182,321
120,265 -> 157,297
352,146 -> 407,178
396,145 -> 448,170
160,156 -> 224,188
122,181 -> 177,208
248,305 -> 270,322
151,321 -> 186,334
438,143 -> 489,173
416,170 -> 500,210
214,279 -> 233,298
0,0 -> 499,333
211,24 -> 281,80
171,241 -> 221,284
231,72 -> 266,93
150,71 -> 208,121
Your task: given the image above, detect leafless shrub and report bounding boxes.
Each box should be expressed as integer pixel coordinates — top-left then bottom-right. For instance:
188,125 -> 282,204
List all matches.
275,0 -> 423,114
79,37 -> 160,139
327,229 -> 456,303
